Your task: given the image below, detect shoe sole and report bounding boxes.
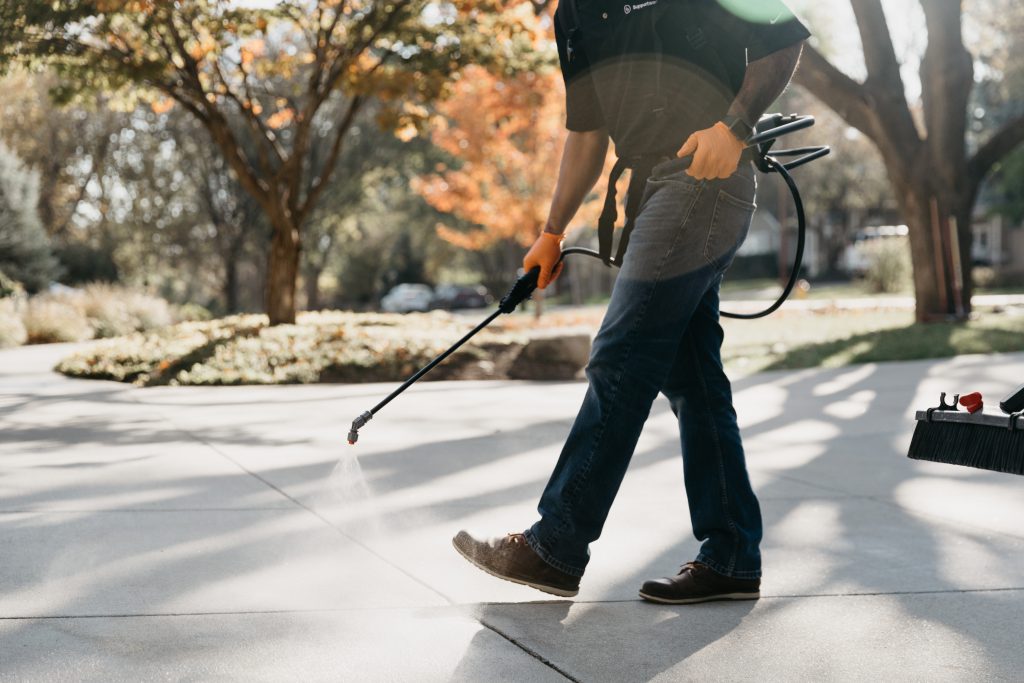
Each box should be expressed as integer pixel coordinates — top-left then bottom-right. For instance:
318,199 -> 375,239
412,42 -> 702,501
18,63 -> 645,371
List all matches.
451,538 -> 579,598
637,590 -> 760,605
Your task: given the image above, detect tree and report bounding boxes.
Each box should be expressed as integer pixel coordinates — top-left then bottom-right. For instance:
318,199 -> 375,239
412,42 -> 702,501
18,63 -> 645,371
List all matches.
169,113 -> 270,313
4,1 -> 544,324
794,0 -> 1024,321
0,71 -> 124,244
968,0 -> 1024,228
300,102 -> 391,310
0,142 -> 60,292
414,64 -> 609,304
416,67 -> 565,251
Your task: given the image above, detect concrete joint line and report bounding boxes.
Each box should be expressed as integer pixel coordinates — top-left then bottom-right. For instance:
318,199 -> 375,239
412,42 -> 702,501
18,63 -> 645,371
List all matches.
127,394 -> 458,608
478,618 -> 581,683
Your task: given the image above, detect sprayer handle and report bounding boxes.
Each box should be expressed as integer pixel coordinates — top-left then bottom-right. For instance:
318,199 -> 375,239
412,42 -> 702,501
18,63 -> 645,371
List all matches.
498,266 -> 541,314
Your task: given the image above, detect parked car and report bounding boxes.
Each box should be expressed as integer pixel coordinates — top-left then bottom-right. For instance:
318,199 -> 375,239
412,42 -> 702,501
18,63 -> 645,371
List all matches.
380,283 -> 434,313
430,284 -> 493,310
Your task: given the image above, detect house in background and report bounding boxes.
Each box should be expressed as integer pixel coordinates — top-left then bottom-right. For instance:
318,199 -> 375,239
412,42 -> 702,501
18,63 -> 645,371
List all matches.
972,212 -> 1024,274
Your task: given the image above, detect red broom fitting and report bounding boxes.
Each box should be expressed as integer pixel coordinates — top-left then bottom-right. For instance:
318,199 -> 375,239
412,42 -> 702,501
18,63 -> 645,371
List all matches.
959,392 -> 984,414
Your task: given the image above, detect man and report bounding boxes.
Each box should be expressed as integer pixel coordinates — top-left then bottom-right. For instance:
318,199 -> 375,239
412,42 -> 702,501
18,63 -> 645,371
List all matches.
454,0 -> 809,604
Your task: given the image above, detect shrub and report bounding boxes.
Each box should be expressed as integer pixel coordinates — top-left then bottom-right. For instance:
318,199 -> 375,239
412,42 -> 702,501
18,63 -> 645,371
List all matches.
77,284 -> 172,338
125,290 -> 173,330
973,265 -> 1024,291
863,237 -> 912,294
972,265 -> 997,289
0,299 -> 27,348
0,268 -> 25,298
22,295 -> 93,344
174,302 -> 214,322
56,310 -> 528,385
0,143 -> 59,292
77,284 -> 135,338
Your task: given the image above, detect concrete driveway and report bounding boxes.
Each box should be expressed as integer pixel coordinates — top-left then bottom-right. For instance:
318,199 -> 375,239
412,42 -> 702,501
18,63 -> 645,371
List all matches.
2,342 -> 1022,681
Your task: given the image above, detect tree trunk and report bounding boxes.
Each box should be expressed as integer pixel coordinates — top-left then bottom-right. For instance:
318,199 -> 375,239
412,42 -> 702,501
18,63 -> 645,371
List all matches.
953,202 -> 975,308
894,178 -> 972,322
265,212 -> 301,325
224,256 -> 239,314
304,263 -> 323,311
898,186 -> 943,321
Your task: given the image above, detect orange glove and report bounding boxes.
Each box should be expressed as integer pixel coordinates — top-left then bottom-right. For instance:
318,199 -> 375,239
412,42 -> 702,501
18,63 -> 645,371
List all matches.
678,121 -> 746,180
523,232 -> 565,290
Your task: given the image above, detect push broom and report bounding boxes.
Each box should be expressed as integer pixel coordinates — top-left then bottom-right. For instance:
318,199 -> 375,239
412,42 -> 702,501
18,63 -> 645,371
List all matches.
908,384 -> 1024,475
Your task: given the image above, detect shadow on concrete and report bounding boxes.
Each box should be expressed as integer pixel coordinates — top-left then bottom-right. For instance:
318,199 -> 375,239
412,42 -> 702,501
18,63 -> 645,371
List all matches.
3,343 -> 1024,680
458,599 -> 755,681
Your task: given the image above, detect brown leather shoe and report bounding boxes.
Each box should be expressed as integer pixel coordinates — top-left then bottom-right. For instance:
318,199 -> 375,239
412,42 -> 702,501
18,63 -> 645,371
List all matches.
452,530 -> 580,597
639,561 -> 760,604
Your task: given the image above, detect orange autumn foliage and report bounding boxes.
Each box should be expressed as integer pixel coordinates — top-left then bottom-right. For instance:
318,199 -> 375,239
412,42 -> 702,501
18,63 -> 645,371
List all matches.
415,65 -> 609,252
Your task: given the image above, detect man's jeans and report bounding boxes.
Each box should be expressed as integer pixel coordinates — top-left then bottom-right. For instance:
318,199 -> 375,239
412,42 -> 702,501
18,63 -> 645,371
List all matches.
524,158 -> 762,580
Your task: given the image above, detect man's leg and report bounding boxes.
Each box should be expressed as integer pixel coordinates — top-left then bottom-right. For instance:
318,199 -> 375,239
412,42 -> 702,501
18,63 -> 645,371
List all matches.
524,267 -> 725,576
638,181 -> 764,604
661,278 -> 763,578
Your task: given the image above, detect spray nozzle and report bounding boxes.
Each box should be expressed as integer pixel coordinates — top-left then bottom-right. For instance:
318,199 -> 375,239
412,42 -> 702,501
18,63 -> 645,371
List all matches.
347,410 -> 373,445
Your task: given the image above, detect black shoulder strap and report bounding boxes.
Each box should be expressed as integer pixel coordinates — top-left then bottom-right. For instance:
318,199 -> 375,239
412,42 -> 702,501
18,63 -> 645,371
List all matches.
558,0 -> 581,32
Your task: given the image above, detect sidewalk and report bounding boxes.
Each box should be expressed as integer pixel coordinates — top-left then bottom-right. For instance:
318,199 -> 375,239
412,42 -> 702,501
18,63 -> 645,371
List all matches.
2,343 -> 1023,681
719,292 -> 1024,313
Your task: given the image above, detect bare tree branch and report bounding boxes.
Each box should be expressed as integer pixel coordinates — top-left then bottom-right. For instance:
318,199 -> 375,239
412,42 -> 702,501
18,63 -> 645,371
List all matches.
324,0 -> 412,94
792,44 -> 877,141
223,53 -> 287,169
968,113 -> 1024,193
918,0 -> 973,186
296,93 -> 365,226
850,0 -> 905,92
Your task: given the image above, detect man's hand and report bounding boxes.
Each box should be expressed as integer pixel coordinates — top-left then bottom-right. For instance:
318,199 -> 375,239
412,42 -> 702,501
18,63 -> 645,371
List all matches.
523,232 -> 565,290
678,121 -> 746,180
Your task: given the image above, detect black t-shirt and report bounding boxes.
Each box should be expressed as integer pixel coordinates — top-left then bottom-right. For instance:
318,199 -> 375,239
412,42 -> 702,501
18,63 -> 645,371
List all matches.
555,0 -> 811,157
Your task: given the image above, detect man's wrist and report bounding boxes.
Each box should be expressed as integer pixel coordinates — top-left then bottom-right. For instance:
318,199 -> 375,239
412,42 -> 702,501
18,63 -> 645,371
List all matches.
720,114 -> 754,144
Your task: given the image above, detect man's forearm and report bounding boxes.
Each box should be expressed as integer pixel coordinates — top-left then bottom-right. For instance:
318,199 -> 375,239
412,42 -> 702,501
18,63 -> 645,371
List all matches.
728,43 -> 803,127
544,128 -> 609,235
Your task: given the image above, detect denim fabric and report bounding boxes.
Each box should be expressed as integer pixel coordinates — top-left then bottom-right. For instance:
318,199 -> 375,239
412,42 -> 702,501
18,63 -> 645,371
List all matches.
524,159 -> 762,579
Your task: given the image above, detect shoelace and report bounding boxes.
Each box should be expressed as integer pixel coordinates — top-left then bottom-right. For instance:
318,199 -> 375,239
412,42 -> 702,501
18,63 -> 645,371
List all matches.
506,533 -> 525,546
677,561 -> 702,575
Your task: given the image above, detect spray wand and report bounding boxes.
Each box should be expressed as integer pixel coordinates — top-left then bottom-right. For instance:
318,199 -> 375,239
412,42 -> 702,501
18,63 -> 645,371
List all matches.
347,266 -> 541,444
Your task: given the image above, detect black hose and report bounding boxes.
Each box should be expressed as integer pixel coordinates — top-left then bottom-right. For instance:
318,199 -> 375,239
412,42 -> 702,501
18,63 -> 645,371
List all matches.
720,157 -> 805,320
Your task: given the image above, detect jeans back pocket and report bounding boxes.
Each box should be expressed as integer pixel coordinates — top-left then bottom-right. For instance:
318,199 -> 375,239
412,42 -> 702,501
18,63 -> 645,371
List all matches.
704,189 -> 756,273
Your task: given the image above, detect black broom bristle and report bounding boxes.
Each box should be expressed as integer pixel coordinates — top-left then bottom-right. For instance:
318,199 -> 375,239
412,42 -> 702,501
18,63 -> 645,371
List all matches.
908,419 -> 1024,475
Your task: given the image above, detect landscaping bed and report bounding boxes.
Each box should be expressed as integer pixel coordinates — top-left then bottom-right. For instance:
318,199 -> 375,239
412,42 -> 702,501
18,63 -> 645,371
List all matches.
54,310 -> 590,386
52,303 -> 1024,387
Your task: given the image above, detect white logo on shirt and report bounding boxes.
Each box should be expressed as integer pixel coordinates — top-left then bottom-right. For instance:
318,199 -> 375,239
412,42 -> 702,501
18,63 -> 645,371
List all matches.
624,0 -> 657,14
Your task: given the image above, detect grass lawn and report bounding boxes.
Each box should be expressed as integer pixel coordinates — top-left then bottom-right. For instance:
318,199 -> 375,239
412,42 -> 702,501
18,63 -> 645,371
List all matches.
720,308 -> 1024,375
719,278 -> 904,301
562,278 -> 906,306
